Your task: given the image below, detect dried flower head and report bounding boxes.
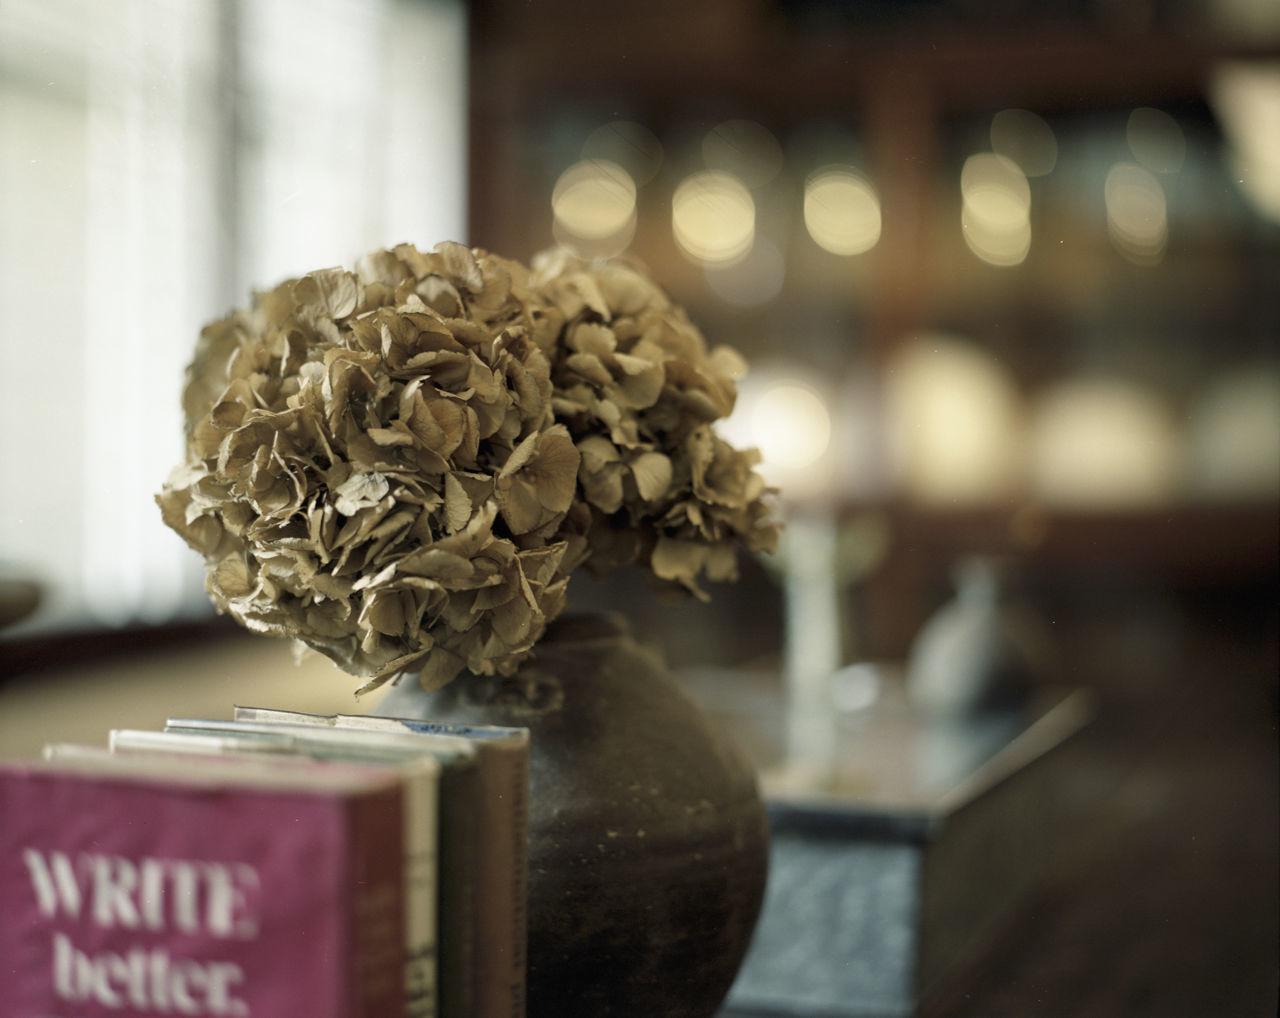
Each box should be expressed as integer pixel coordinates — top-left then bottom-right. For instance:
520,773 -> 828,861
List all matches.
530,249 -> 778,595
159,242 -> 777,691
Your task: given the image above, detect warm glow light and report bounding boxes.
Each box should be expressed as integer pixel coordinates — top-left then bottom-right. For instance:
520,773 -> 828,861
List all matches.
885,335 -> 1024,504
961,202 -> 1032,266
553,160 -> 636,237
961,153 -> 1031,266
704,236 -> 785,307
581,120 -> 664,186
990,108 -> 1058,177
1210,62 -> 1280,223
722,365 -> 875,502
703,119 -> 784,189
1105,162 -> 1167,264
751,382 -> 832,473
962,153 -> 1030,229
803,168 -> 882,255
551,159 -> 636,256
1029,378 -> 1179,507
1126,107 -> 1186,174
672,170 -> 755,264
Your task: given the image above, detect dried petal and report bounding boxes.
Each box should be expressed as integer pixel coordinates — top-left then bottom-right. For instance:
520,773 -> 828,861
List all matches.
333,472 -> 390,516
293,267 -> 360,321
630,451 -> 672,501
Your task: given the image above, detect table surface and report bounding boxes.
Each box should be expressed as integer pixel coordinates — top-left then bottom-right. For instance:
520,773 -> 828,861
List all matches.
724,593 -> 1278,1018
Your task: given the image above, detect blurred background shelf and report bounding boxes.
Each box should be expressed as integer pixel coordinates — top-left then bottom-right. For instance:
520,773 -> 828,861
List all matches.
467,0 -> 1279,362
3,0 -> 1276,642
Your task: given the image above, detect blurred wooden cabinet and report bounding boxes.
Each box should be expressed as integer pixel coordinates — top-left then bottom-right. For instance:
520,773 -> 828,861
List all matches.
463,1 -> 1279,655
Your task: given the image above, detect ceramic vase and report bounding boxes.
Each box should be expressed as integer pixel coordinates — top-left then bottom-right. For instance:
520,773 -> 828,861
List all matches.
377,613 -> 769,1018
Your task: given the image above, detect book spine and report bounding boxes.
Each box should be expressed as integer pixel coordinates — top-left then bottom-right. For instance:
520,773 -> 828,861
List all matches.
474,738 -> 529,1018
436,758 -> 479,1018
401,767 -> 439,1018
347,782 -> 409,1018
225,708 -> 529,1016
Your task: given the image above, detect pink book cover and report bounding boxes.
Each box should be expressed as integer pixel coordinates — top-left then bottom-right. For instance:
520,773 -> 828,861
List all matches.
0,759 -> 406,1018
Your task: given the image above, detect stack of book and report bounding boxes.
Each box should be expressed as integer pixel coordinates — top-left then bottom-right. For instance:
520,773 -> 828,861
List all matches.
1,706 -> 530,1018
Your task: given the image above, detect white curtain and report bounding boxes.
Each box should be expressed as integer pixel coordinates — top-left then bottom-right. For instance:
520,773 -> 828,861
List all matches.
0,0 -> 467,635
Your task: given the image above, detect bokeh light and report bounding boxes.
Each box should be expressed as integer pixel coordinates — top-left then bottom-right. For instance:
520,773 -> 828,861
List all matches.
551,158 -> 636,256
1105,162 -> 1167,264
751,382 -> 832,472
719,367 -> 837,500
803,167 -> 882,256
1210,62 -> 1280,223
962,201 -> 1032,266
961,153 -> 1032,266
1029,378 -> 1179,507
885,334 -> 1025,504
672,170 -> 755,264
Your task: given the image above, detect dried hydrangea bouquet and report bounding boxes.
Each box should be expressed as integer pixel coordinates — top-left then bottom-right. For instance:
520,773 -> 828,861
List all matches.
159,241 -> 778,1018
159,241 -> 776,693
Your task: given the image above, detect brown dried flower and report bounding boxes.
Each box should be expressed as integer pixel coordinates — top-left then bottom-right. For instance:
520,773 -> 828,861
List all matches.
159,242 -> 777,692
530,249 -> 778,597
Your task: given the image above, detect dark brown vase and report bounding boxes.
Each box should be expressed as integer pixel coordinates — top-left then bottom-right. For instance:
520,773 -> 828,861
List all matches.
377,612 -> 769,1018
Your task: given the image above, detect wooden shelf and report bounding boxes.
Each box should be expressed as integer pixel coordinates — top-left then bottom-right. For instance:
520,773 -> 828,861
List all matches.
853,500 -> 1280,580
461,4 -> 1279,658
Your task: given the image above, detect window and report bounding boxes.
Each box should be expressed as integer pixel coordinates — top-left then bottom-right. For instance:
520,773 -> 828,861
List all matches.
0,0 -> 467,634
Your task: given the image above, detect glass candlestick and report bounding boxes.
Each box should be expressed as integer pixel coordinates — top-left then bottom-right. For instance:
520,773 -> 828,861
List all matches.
781,509 -> 842,785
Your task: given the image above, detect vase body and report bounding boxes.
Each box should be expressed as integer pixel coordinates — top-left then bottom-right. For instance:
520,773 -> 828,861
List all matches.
377,613 -> 769,1018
